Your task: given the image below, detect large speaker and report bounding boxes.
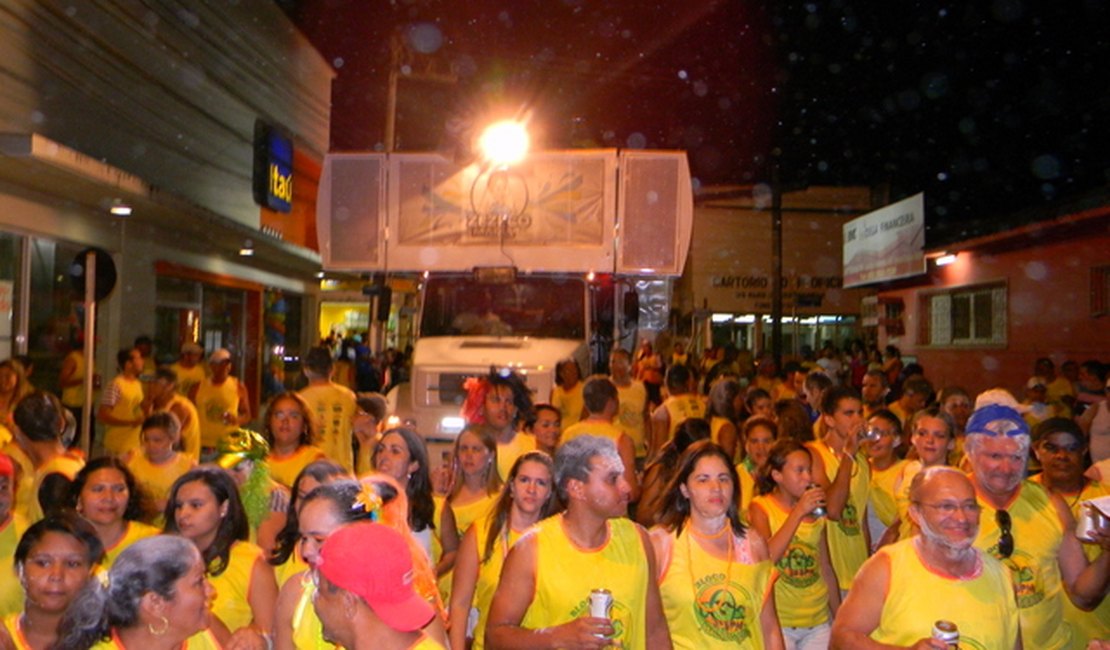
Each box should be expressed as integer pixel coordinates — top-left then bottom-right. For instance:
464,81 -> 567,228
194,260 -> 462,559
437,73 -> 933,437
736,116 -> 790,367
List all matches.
617,151 -> 693,276
316,154 -> 386,270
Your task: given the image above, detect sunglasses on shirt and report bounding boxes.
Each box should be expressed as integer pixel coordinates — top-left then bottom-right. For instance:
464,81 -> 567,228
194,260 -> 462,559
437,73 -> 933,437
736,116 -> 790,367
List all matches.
996,509 -> 1014,559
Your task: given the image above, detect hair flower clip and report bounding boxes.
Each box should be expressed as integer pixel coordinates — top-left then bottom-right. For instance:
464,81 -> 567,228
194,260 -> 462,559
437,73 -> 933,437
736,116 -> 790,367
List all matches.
353,482 -> 383,522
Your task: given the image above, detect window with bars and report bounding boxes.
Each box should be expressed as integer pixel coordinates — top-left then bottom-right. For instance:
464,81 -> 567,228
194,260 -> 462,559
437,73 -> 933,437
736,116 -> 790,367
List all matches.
921,283 -> 1007,346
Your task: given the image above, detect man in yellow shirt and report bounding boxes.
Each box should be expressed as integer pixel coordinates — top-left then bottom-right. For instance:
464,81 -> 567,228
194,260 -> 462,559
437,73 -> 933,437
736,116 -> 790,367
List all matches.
486,435 -> 671,650
298,346 -> 357,472
561,376 -> 639,505
832,467 -> 1021,649
189,348 -> 251,459
97,347 -> 146,456
649,364 -> 705,456
169,341 -> 207,398
965,403 -> 1110,650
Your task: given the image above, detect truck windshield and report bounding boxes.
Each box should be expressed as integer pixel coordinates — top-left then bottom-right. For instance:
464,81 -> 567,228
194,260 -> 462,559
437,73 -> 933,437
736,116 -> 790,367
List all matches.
421,276 -> 586,339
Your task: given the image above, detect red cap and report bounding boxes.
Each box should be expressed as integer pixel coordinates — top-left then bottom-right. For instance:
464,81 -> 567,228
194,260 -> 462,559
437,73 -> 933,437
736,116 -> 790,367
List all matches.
0,452 -> 13,477
318,522 -> 435,632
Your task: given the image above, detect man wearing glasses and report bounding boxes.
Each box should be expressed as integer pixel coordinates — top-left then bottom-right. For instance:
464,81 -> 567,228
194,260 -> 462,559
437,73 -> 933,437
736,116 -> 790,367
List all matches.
831,466 -> 1021,648
965,402 -> 1110,650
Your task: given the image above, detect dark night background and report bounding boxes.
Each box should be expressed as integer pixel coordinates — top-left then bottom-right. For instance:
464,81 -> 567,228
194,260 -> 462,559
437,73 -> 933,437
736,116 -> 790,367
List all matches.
284,0 -> 1110,246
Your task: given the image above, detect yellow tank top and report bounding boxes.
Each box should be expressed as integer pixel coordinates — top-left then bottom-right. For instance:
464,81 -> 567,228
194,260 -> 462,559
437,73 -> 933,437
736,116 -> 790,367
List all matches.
750,494 -> 829,628
663,395 -> 706,440
809,441 -> 870,590
973,480 -> 1071,650
615,381 -> 648,459
126,452 -> 194,526
521,515 -> 649,650
871,538 -> 1020,649
274,553 -> 308,589
435,493 -> 496,604
194,377 -> 241,448
289,577 -> 336,650
61,351 -> 85,408
266,446 -> 326,489
561,420 -> 624,445
28,454 -> 85,522
470,519 -> 524,650
736,460 -> 757,525
298,383 -> 357,472
709,417 -> 732,456
102,376 -> 145,456
89,628 -> 222,649
551,383 -> 585,428
1,614 -> 30,650
0,515 -> 29,618
655,528 -> 773,649
495,432 -> 536,483
169,362 -> 207,400
892,460 -> 923,540
868,459 -> 907,528
1030,475 -> 1110,648
2,442 -> 35,524
164,395 -> 201,462
210,541 -> 266,632
102,521 -> 159,569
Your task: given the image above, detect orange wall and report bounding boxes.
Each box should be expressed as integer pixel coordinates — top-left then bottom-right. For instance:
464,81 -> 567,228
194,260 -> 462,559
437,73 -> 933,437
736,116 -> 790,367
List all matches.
878,227 -> 1109,398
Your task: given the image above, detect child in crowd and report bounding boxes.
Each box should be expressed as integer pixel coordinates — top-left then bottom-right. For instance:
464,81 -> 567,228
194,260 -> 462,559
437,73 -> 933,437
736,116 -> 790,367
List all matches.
125,412 -> 195,526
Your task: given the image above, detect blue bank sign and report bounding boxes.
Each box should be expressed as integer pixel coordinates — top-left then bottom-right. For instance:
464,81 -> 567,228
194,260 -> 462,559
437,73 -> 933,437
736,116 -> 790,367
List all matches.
252,120 -> 293,213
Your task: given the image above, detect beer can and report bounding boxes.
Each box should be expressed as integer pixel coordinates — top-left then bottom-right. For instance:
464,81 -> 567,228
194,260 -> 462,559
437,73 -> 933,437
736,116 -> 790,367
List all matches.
859,427 -> 882,443
1076,503 -> 1109,543
807,483 -> 826,517
589,588 -> 613,620
931,620 -> 959,647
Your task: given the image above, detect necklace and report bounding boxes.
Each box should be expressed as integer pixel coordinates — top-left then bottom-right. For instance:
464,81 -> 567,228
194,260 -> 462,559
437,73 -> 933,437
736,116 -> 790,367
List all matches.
685,524 -> 734,593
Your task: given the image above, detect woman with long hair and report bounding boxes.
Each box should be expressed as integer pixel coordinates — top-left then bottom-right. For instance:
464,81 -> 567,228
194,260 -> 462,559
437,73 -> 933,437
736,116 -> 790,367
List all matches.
69,457 -> 159,568
268,459 -> 348,588
163,466 -> 277,643
705,378 -> 742,460
261,392 -> 325,490
448,451 -> 559,650
635,417 -> 710,527
55,535 -> 218,650
273,477 -> 445,650
550,358 -> 584,429
371,427 -> 436,558
0,514 -> 103,650
649,441 -> 783,649
749,439 -> 839,650
737,416 -> 778,521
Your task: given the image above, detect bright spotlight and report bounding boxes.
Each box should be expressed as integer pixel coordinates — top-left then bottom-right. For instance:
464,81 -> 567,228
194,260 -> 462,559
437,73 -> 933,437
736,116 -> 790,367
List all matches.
936,253 -> 957,266
479,120 -> 529,167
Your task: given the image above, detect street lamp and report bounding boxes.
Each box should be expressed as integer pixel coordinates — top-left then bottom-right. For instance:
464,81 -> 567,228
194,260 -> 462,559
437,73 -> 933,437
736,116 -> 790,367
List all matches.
477,120 -> 529,168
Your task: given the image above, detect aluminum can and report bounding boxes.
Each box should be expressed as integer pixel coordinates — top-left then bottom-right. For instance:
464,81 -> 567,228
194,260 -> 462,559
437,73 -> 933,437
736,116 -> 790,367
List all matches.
931,620 -> 959,647
1076,503 -> 1109,542
859,427 -> 882,443
589,588 -> 613,620
807,483 -> 826,517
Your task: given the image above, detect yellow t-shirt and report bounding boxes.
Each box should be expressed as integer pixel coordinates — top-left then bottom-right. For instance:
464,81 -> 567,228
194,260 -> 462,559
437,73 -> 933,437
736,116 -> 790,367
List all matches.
435,493 -> 496,604
298,383 -> 357,472
892,459 -> 924,540
102,521 -> 160,569
194,377 -> 242,449
662,394 -> 707,441
469,519 -> 523,650
551,383 -> 585,429
1,442 -> 34,523
0,515 -> 29,617
520,514 -> 649,650
750,495 -> 829,628
561,419 -> 624,446
973,479 -> 1072,650
266,446 -> 326,489
495,432 -> 536,483
615,380 -> 648,459
654,528 -> 773,649
1,613 -> 31,650
89,628 -> 222,649
809,441 -> 870,590
210,541 -> 268,632
868,459 -> 908,528
28,454 -> 85,522
1029,475 -> 1110,648
168,362 -> 207,399
126,452 -> 194,526
870,538 -> 1020,649
736,459 -> 758,525
61,350 -> 85,408
288,577 -> 336,650
101,375 -> 145,456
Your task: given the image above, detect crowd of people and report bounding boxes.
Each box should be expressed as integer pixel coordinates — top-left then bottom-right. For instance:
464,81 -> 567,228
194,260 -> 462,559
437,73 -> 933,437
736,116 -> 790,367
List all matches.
0,335 -> 1108,650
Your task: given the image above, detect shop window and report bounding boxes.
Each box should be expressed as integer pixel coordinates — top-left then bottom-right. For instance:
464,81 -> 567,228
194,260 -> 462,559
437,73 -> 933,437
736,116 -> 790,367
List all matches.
921,283 -> 1006,346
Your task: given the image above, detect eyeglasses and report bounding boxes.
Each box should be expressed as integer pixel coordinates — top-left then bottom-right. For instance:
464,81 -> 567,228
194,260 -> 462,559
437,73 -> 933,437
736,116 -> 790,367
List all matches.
995,510 -> 1014,559
915,501 -> 982,516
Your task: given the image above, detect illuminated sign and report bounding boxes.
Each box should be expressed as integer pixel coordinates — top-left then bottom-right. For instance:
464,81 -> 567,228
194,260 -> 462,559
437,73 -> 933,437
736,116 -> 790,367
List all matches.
252,120 -> 293,213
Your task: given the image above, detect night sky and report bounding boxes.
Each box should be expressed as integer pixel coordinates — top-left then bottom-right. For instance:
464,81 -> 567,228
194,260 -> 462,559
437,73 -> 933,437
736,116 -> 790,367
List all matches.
288,0 -> 1110,246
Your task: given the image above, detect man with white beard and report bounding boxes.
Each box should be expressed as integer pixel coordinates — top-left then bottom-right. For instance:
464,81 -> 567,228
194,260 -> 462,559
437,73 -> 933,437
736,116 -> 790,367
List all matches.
831,467 -> 1021,649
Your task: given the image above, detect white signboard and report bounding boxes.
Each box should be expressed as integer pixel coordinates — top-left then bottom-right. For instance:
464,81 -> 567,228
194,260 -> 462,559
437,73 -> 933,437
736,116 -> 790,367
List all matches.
842,193 -> 926,288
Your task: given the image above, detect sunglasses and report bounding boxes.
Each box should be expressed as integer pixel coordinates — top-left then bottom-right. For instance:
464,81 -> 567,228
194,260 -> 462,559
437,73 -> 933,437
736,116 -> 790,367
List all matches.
996,510 -> 1014,559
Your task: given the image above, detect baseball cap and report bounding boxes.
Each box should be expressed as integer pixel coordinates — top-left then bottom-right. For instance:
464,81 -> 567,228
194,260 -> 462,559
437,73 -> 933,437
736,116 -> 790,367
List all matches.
317,522 -> 434,632
209,348 -> 231,364
966,404 -> 1030,438
181,342 -> 204,355
0,452 -> 13,477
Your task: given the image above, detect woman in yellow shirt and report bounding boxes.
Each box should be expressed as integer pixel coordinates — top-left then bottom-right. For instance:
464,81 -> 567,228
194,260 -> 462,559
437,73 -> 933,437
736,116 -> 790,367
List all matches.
864,409 -> 906,551
650,440 -> 783,649
736,416 -> 777,523
125,413 -> 196,526
448,451 -> 559,650
69,458 -> 159,568
268,459 -> 349,589
0,513 -> 103,650
550,359 -> 585,428
262,393 -> 326,490
55,535 -> 221,650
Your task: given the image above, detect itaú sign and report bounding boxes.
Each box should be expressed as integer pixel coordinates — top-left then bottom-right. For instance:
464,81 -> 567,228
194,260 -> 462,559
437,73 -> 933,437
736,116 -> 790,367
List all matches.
252,119 -> 293,213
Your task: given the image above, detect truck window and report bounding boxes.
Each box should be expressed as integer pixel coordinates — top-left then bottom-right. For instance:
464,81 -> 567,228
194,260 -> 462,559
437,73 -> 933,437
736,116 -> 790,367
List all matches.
421,276 -> 586,339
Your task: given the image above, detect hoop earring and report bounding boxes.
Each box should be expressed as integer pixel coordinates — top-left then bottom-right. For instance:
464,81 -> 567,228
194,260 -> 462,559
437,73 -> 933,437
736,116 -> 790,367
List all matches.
148,615 -> 169,636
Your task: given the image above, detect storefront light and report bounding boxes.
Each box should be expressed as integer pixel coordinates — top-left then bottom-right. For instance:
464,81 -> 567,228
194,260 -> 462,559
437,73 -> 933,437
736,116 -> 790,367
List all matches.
936,253 -> 958,266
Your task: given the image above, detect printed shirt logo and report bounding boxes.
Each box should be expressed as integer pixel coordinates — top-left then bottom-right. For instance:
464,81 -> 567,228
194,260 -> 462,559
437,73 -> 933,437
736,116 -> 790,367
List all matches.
836,502 -> 862,536
995,550 -> 1046,609
692,573 -> 755,643
777,540 -> 820,588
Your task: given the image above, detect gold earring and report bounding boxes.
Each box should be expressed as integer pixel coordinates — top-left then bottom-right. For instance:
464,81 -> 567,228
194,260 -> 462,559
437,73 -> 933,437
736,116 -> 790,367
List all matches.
148,615 -> 169,636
